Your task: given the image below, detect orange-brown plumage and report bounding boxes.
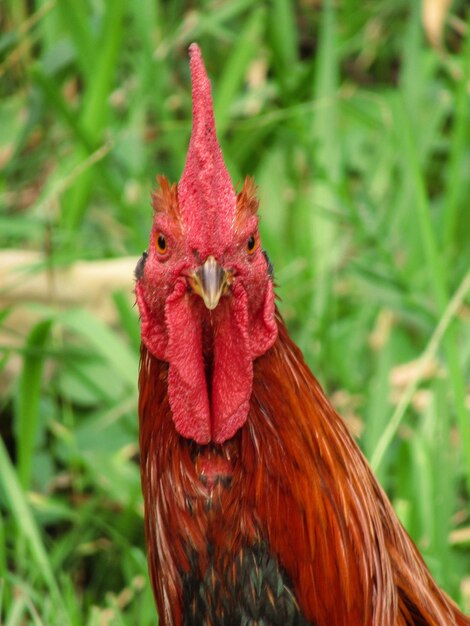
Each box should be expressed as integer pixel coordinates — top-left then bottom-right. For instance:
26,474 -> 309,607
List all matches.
139,310 -> 469,626
136,44 -> 470,626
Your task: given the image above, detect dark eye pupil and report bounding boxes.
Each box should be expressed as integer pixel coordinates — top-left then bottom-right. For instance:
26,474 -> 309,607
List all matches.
247,236 -> 255,251
157,235 -> 166,251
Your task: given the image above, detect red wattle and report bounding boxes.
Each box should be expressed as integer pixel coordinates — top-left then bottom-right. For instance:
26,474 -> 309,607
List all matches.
165,280 -> 211,444
211,288 -> 253,443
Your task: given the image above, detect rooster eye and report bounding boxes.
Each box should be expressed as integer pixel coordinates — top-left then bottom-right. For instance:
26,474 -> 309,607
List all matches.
247,235 -> 257,254
156,233 -> 167,254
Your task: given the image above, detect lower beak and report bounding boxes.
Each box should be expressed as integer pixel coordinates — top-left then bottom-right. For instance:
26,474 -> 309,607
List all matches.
189,256 -> 230,310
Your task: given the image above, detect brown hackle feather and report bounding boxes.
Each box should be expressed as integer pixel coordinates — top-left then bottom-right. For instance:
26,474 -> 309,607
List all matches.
235,177 -> 259,227
152,175 -> 181,221
138,310 -> 469,626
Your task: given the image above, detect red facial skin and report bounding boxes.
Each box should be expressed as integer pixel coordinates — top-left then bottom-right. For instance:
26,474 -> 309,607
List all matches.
135,178 -> 277,444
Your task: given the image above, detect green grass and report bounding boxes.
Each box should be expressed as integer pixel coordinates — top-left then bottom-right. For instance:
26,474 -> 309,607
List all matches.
1,1 -> 470,623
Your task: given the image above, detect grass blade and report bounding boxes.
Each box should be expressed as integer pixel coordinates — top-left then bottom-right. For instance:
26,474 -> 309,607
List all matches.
62,0 -> 126,233
16,319 -> 52,490
0,439 -> 65,616
213,7 -> 265,136
60,308 -> 138,389
371,268 -> 470,473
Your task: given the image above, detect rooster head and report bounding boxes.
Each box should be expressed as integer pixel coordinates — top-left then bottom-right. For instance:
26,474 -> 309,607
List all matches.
135,44 -> 277,445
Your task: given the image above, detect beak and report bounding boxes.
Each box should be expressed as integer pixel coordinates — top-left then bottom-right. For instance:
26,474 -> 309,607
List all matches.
189,256 -> 230,310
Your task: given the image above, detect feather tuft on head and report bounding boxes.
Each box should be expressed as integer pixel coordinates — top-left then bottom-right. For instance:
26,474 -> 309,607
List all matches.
152,175 -> 180,218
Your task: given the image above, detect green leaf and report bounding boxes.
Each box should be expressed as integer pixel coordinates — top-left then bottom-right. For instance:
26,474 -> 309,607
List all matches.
60,309 -> 138,389
16,319 -> 52,490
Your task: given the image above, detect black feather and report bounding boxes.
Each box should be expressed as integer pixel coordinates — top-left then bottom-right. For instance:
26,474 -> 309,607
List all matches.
262,250 -> 274,277
134,251 -> 148,280
181,542 -> 313,626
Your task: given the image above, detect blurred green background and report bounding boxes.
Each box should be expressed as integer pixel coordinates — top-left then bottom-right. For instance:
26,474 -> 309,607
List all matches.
1,0 -> 469,624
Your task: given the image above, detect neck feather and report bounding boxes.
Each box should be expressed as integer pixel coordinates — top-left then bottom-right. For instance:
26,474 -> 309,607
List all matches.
138,310 -> 461,626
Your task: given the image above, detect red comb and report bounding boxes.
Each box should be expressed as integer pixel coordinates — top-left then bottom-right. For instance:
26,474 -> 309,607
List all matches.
178,44 -> 236,257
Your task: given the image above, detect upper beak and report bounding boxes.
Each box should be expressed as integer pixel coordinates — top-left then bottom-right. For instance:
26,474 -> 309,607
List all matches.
189,256 -> 230,310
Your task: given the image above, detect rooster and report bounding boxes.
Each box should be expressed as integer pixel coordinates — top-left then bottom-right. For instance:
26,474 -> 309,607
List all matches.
135,44 -> 470,626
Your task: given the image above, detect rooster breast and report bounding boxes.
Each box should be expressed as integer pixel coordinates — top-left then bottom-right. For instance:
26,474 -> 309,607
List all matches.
181,541 -> 311,626
181,445 -> 313,626
138,346 -> 313,625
